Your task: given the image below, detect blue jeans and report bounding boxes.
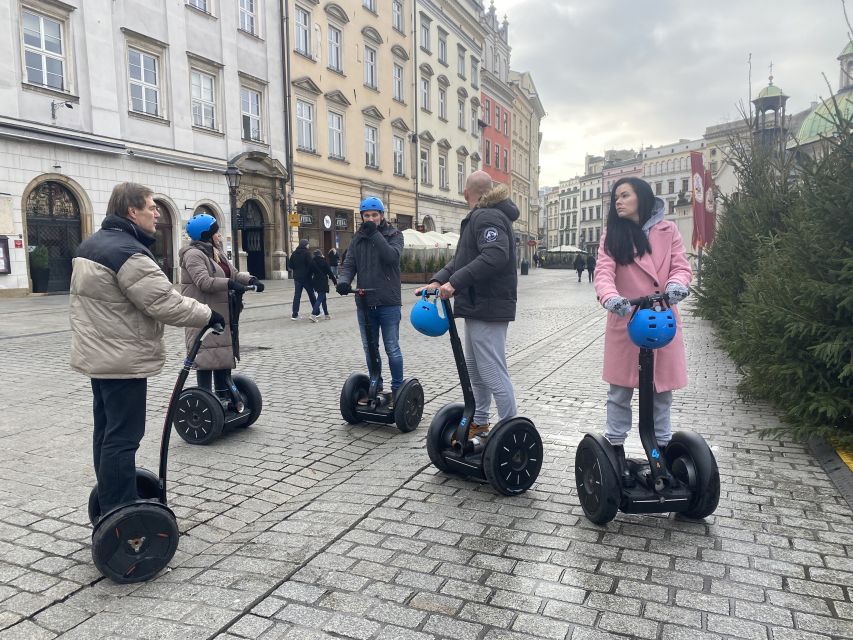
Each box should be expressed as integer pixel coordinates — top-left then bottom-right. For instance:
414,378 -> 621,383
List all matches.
312,291 -> 328,316
292,279 -> 316,317
356,304 -> 403,392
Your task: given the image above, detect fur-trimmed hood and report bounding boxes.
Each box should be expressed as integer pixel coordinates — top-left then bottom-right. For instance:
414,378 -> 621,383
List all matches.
476,183 -> 519,222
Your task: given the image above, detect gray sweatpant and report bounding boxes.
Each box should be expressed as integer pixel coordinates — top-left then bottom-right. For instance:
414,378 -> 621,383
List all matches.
605,384 -> 672,447
463,319 -> 517,425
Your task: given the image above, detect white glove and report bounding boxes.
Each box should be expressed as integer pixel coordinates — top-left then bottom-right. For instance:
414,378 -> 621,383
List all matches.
603,296 -> 631,318
665,282 -> 689,305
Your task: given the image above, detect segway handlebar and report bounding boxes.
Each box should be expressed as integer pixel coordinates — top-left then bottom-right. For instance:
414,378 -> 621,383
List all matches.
417,288 -> 441,298
628,293 -> 671,309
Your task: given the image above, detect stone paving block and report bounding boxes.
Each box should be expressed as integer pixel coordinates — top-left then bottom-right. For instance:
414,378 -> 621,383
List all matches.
423,613 -> 484,640
0,620 -> 57,640
794,611 -> 853,638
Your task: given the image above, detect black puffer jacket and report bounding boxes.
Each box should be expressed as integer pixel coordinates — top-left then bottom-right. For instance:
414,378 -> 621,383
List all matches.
432,183 -> 519,322
311,254 -> 336,293
338,220 -> 403,307
290,245 -> 313,282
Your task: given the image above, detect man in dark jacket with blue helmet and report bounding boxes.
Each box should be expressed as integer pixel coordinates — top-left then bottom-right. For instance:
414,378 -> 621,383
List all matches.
417,171 -> 519,441
337,196 -> 405,405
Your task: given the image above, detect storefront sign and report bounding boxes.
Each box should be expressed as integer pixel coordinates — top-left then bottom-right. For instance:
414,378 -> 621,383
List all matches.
300,213 -> 314,226
323,215 -> 332,230
14,239 -> 23,249
288,213 -> 300,227
335,215 -> 348,230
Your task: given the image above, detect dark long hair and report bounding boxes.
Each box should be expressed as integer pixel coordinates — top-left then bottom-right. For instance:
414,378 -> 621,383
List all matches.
603,177 -> 655,265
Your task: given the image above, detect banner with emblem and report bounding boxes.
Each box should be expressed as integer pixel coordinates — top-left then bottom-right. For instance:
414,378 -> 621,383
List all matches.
703,168 -> 716,248
689,151 -> 706,249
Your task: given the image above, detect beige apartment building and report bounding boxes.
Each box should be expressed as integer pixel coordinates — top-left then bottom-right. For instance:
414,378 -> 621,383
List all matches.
288,0 -> 416,255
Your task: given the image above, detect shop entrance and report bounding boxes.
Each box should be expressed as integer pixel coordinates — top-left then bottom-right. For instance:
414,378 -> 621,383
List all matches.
240,199 -> 266,279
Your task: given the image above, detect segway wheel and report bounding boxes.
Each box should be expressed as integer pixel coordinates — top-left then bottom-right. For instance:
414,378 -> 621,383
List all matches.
88,468 -> 161,526
426,403 -> 464,472
232,375 -> 263,428
393,379 -> 424,433
173,388 -> 224,445
665,431 -> 720,520
91,502 -> 179,583
340,373 -> 369,424
483,417 -> 543,496
575,436 -> 620,524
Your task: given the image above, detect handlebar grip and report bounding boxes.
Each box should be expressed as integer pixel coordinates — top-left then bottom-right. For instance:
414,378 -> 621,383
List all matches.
417,288 -> 440,297
211,322 -> 226,334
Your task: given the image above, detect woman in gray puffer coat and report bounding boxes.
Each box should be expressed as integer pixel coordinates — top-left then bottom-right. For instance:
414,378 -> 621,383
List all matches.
179,215 -> 260,398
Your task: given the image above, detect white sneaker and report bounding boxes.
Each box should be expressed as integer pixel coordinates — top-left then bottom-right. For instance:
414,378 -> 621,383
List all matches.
290,316 -> 300,321
325,315 -> 331,320
310,314 -> 320,323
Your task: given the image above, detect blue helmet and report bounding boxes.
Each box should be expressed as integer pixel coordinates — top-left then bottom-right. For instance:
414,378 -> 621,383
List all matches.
186,213 -> 218,241
359,196 -> 385,214
410,292 -> 449,337
628,306 -> 676,349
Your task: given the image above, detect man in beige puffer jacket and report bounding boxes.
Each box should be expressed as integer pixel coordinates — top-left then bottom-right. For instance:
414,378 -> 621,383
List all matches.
70,182 -> 220,516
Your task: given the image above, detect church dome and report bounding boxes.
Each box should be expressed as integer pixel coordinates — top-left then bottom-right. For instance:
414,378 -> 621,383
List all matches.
796,89 -> 853,144
840,40 -> 853,59
757,83 -> 785,99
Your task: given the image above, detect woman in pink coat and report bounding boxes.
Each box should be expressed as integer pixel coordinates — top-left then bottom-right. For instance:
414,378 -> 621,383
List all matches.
593,177 -> 692,467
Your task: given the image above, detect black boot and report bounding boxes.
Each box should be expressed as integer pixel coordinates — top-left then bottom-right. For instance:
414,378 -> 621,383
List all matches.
612,445 -> 634,488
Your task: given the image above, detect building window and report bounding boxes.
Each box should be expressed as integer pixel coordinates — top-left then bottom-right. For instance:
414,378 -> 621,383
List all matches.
240,87 -> 262,141
655,182 -> 662,195
438,154 -> 448,189
393,63 -> 403,101
363,0 -> 375,11
485,140 -> 491,165
668,180 -> 675,194
328,25 -> 342,71
470,104 -> 478,134
457,45 -> 466,78
420,77 -> 430,111
471,58 -> 479,87
420,18 -> 430,52
363,45 -> 377,88
364,124 -> 378,167
128,48 -> 160,116
328,110 -> 344,159
503,149 -> 508,172
484,99 -> 491,125
392,0 -> 403,31
457,161 -> 464,193
295,7 -> 311,56
296,99 -> 314,150
494,144 -> 500,170
187,0 -> 209,12
22,10 -> 66,91
503,113 -> 508,136
191,70 -> 216,129
438,87 -> 446,119
438,31 -> 447,64
457,99 -> 465,129
239,0 -> 256,34
495,105 -> 500,131
682,178 -> 689,193
420,148 -> 430,184
393,135 -> 405,175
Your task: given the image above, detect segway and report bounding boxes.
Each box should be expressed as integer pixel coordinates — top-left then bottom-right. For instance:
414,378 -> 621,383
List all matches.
87,318 -> 224,583
575,293 -> 720,524
172,286 -> 262,444
417,290 -> 543,495
339,288 -> 424,432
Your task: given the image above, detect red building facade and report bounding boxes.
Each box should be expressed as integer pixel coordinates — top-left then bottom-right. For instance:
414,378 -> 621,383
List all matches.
480,92 -> 512,184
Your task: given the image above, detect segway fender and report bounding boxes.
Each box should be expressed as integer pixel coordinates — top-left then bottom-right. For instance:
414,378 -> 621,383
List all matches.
583,433 -> 621,478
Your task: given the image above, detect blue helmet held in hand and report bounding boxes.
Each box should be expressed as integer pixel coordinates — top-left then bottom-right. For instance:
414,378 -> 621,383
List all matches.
359,196 -> 385,214
410,291 -> 449,337
627,306 -> 676,349
186,213 -> 218,241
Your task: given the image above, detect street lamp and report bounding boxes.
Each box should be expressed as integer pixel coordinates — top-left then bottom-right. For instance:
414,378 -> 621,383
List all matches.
224,165 -> 242,269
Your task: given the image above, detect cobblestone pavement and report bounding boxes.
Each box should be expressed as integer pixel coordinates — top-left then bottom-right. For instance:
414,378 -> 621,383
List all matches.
0,269 -> 851,640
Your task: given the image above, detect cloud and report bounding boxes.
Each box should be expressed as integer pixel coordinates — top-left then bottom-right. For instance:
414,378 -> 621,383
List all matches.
494,0 -> 849,184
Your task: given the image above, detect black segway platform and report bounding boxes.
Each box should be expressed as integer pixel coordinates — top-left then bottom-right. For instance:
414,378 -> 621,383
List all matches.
88,320 -> 224,583
422,291 -> 543,495
340,289 -> 424,432
575,293 -> 720,524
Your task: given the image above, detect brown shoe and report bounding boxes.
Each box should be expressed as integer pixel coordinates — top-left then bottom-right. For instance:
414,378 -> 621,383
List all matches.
469,422 -> 490,440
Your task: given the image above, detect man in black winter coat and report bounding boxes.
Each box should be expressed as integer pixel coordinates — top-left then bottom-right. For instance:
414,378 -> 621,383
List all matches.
289,238 -> 317,320
337,196 -> 405,404
417,170 -> 519,441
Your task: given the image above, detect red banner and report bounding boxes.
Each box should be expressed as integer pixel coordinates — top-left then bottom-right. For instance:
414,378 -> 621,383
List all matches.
703,168 -> 716,247
690,151 -> 706,249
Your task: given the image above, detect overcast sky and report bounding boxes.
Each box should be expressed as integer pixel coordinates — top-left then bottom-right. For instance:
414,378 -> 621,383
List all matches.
492,0 -> 851,186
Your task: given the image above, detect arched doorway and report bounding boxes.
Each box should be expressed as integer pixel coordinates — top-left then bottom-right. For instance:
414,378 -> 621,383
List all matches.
25,181 -> 81,292
422,215 -> 436,232
240,199 -> 265,279
152,199 -> 175,282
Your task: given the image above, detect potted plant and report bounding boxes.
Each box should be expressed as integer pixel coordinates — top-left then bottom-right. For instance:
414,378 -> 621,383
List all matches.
29,245 -> 50,293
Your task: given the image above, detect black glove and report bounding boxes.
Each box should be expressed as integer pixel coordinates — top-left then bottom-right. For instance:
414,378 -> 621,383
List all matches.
336,282 -> 352,295
332,277 -> 338,287
228,280 -> 249,293
209,310 -> 225,328
253,281 -> 265,293
360,220 -> 377,236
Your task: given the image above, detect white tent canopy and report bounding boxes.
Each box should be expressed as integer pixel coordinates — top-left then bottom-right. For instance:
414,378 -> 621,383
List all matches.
402,228 -> 458,250
546,244 -> 587,253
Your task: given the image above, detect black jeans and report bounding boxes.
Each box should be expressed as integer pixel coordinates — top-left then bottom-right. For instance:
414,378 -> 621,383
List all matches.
292,279 -> 317,317
196,369 -> 230,394
91,378 -> 147,514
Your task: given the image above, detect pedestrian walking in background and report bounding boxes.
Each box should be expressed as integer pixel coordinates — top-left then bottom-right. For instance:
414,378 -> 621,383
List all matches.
289,238 -> 317,320
310,249 -> 337,321
336,196 -> 405,406
586,254 -> 596,282
417,170 -> 520,442
594,177 -> 691,478
533,253 -> 540,268
180,213 -> 264,407
70,182 -> 216,515
573,253 -> 586,282
328,247 -> 340,278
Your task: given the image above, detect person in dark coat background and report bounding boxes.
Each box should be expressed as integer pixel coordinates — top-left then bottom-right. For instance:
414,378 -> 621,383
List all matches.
310,249 -> 337,321
586,254 -> 597,282
573,253 -> 586,282
327,247 -> 340,278
289,238 -> 317,320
